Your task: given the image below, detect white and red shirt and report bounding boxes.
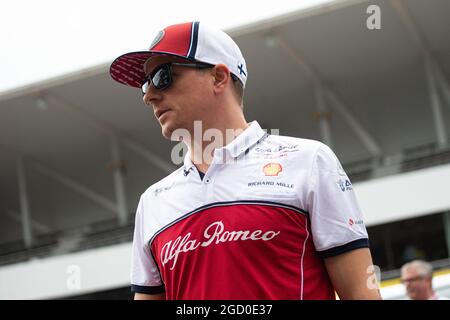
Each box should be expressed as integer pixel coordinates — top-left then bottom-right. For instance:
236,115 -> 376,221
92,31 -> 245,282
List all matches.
131,121 -> 369,299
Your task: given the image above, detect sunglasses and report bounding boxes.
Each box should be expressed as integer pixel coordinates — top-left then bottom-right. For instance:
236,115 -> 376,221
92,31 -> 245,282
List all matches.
141,62 -> 214,94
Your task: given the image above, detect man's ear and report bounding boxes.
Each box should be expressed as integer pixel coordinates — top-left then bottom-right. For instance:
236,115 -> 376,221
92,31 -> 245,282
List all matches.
211,64 -> 231,93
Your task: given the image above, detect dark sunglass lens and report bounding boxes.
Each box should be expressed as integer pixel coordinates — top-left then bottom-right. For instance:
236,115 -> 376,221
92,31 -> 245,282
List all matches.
153,65 -> 171,90
141,64 -> 173,94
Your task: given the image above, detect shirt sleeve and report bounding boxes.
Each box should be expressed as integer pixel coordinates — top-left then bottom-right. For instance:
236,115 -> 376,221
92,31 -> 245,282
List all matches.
130,195 -> 165,294
307,143 -> 369,258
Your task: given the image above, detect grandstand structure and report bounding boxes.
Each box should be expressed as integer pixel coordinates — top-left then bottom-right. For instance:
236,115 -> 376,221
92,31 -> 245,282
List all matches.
1,0 -> 450,299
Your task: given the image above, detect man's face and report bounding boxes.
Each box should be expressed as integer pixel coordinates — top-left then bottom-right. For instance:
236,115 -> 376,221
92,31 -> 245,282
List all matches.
401,268 -> 432,300
142,55 -> 213,140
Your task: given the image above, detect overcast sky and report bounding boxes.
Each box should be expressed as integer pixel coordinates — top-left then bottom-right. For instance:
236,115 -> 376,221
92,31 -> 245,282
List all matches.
0,0 -> 334,93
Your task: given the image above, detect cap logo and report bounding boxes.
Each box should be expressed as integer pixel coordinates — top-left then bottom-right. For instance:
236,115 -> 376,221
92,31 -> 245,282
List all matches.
238,63 -> 247,77
149,30 -> 165,50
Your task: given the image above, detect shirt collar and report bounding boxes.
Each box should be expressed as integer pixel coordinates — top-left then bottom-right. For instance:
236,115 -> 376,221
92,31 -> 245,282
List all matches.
224,120 -> 266,158
183,152 -> 195,171
183,121 -> 266,170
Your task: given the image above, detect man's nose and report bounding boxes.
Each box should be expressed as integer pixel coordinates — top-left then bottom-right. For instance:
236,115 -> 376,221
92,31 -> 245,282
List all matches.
142,86 -> 162,106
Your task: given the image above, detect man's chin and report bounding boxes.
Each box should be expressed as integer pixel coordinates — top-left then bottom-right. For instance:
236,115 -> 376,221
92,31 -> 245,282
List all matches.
161,123 -> 191,142
161,128 -> 173,140
162,126 -> 180,141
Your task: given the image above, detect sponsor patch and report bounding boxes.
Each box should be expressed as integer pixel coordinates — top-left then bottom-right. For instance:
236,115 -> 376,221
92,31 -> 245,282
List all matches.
248,181 -> 294,189
337,178 -> 353,192
348,218 -> 364,226
263,163 -> 282,176
154,182 -> 173,196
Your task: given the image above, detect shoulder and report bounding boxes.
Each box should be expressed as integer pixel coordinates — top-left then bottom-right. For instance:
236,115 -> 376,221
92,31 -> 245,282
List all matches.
264,133 -> 324,149
261,134 -> 335,161
261,134 -> 345,179
140,166 -> 185,201
261,135 -> 327,152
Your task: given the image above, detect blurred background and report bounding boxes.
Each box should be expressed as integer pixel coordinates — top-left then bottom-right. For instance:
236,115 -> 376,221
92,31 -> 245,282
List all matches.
1,0 -> 450,299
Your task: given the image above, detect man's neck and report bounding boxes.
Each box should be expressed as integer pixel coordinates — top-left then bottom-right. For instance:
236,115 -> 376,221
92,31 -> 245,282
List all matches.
188,117 -> 249,173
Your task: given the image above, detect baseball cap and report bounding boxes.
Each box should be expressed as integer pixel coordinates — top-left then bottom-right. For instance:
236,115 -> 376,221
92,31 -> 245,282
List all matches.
109,21 -> 248,89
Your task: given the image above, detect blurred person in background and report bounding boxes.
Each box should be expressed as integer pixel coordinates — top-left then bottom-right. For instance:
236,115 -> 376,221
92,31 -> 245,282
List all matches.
401,260 -> 449,300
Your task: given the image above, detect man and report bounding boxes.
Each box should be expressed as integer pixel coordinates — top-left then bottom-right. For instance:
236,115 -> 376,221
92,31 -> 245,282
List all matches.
110,21 -> 381,300
401,260 -> 448,300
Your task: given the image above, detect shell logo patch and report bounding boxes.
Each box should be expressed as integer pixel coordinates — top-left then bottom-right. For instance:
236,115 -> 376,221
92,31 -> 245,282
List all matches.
263,163 -> 282,176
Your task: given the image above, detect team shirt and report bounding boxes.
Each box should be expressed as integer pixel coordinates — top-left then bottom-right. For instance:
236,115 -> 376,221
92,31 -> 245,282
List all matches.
131,121 -> 369,299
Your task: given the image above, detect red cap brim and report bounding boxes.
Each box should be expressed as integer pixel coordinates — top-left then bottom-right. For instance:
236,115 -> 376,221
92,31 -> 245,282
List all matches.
109,51 -> 192,88
110,22 -> 198,88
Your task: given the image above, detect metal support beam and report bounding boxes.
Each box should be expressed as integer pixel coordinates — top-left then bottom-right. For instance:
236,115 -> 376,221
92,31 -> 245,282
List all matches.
389,0 -> 450,145
425,57 -> 448,148
3,208 -> 51,234
121,138 -> 175,173
314,81 -> 333,148
109,135 -> 128,226
272,34 -> 382,157
434,65 -> 450,109
325,91 -> 382,157
45,94 -> 176,173
2,143 -> 119,217
388,0 -> 428,55
30,161 -> 118,213
17,156 -> 33,248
